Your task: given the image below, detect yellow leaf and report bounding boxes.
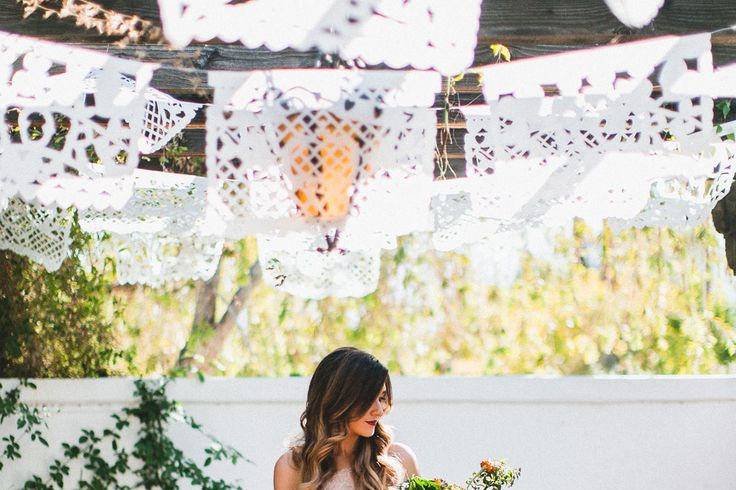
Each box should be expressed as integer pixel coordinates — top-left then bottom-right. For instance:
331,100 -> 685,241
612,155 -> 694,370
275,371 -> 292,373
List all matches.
490,43 -> 511,62
451,73 -> 465,84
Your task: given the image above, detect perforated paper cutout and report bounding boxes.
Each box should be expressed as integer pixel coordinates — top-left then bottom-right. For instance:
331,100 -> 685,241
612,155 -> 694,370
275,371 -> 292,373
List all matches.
138,86 -> 201,154
206,69 -> 438,239
157,0 -> 481,74
85,71 -> 202,155
462,35 -> 719,232
0,198 -> 72,271
473,35 -> 714,158
108,232 -> 223,287
79,170 -> 207,236
258,234 -> 380,298
608,141 -> 736,231
0,32 -> 155,210
430,179 -> 499,251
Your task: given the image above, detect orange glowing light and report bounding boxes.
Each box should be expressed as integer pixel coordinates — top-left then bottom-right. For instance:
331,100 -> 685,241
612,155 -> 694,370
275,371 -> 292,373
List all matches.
279,112 -> 372,220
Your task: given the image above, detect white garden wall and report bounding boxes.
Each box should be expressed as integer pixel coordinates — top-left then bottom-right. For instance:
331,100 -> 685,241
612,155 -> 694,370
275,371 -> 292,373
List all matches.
2,376 -> 735,489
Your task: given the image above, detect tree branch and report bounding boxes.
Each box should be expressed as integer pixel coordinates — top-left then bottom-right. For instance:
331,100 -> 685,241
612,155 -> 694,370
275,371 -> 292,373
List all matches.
713,181 -> 736,272
192,258 -> 222,328
184,261 -> 262,374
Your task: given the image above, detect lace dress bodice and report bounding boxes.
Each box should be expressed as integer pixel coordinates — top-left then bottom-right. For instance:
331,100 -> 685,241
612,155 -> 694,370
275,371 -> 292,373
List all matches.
323,467 -> 355,489
322,460 -> 406,489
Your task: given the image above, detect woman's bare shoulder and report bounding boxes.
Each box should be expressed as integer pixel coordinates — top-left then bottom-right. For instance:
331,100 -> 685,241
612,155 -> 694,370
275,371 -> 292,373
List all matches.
273,448 -> 300,489
388,442 -> 419,476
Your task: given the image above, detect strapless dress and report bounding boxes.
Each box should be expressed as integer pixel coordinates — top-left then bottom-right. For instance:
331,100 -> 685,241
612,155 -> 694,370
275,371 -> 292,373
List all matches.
322,462 -> 406,489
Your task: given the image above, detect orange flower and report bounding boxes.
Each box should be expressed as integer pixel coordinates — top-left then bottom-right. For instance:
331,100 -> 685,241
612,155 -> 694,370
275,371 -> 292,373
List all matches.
480,460 -> 497,474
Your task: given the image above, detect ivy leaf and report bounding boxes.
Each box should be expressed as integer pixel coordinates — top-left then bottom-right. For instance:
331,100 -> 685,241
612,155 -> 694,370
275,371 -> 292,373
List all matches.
717,100 -> 731,120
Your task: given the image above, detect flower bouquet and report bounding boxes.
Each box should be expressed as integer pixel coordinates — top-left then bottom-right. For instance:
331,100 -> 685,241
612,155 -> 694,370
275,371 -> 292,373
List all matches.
400,459 -> 520,490
467,460 -> 521,490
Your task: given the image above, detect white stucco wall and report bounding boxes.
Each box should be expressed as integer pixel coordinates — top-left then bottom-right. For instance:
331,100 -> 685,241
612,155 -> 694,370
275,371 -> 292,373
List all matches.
2,376 -> 735,489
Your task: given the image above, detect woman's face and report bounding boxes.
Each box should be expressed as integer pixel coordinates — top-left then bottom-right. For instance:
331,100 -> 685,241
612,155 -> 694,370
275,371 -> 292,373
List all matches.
347,383 -> 389,438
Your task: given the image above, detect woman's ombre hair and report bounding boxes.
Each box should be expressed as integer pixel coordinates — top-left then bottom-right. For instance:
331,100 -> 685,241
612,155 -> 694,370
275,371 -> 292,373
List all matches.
290,347 -> 399,489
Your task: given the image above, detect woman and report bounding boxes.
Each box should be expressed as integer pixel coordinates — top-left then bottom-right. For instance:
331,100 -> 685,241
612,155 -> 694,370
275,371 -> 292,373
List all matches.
274,347 -> 419,489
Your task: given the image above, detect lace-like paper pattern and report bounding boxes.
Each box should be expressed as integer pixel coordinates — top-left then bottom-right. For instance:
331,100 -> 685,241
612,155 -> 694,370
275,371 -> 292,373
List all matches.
258,235 -> 381,299
139,86 -> 200,154
206,70 -> 438,240
158,0 -> 481,74
108,232 -> 223,287
0,198 -> 71,271
85,71 -> 202,155
536,149 -> 729,229
464,35 -> 716,229
609,141 -> 736,231
430,179 -> 498,251
79,170 -> 207,236
0,32 -> 155,210
79,172 -> 224,287
472,35 -> 713,163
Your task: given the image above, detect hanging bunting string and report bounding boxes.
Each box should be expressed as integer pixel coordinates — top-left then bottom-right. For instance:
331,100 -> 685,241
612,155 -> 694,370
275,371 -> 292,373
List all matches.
3,26 -> 736,296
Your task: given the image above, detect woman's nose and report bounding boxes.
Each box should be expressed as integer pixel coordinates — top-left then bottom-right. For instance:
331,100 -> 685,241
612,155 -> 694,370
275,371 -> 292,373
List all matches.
372,398 -> 384,415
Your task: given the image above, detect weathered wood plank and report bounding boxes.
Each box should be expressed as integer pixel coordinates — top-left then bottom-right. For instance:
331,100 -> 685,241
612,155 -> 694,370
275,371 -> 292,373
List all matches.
5,0 -> 736,41
57,41 -> 736,95
138,154 -> 468,178
147,127 -> 467,157
139,122 -> 469,177
2,0 -> 735,97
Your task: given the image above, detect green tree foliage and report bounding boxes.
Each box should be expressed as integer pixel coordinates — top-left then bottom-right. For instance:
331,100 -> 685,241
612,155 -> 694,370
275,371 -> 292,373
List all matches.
2,212 -> 736,379
119,224 -> 736,377
0,216 -> 129,377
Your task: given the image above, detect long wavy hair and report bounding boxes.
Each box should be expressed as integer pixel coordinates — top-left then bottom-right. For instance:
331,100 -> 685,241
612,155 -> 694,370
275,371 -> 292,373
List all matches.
290,347 -> 399,489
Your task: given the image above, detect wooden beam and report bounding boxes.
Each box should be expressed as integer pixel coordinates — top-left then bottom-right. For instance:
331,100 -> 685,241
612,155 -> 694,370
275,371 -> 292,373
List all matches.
139,154 -> 469,178
5,0 -> 736,42
146,127 -> 467,157
2,0 -> 735,95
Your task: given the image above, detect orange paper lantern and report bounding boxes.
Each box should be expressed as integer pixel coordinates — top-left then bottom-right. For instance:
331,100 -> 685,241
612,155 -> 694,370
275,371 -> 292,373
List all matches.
279,111 -> 374,220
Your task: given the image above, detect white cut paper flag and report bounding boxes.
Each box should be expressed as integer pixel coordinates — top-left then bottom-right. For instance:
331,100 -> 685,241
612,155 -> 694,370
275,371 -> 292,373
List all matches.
604,0 -> 665,28
0,198 -> 72,272
157,0 -> 481,74
460,34 -> 718,235
79,169 -> 207,236
107,232 -> 223,287
258,234 -> 381,298
206,69 -> 438,241
0,31 -> 156,211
